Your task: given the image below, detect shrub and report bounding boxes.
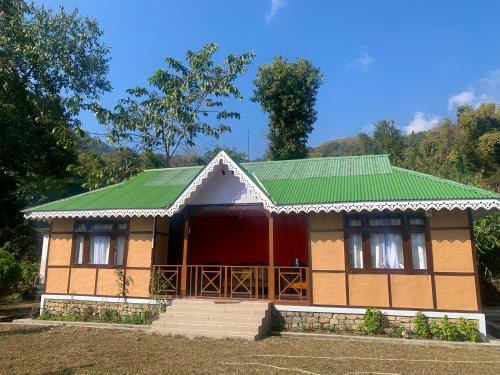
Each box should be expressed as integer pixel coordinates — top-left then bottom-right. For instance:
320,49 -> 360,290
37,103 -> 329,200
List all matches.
358,308 -> 384,335
0,248 -> 21,290
99,308 -> 122,323
18,261 -> 40,291
413,312 -> 431,338
457,317 -> 481,342
429,315 -> 481,342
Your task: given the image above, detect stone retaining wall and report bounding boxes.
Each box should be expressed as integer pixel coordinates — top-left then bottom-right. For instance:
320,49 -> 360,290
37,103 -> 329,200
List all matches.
44,299 -> 155,317
271,309 -> 474,333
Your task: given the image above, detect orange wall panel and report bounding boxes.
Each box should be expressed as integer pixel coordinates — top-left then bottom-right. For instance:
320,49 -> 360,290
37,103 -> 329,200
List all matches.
68,268 -> 96,295
51,218 -> 74,233
312,272 -> 346,305
155,216 -> 170,234
390,275 -> 433,309
348,274 -> 389,307
310,232 -> 345,270
432,229 -> 474,272
130,217 -> 154,232
126,269 -> 151,297
430,209 -> 468,228
309,212 -> 343,231
45,268 -> 70,293
48,234 -> 73,266
435,275 -> 478,311
96,268 -> 121,296
127,234 -> 152,268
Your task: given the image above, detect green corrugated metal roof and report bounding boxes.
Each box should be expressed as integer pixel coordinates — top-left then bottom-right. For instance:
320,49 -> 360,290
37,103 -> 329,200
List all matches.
24,154 -> 499,213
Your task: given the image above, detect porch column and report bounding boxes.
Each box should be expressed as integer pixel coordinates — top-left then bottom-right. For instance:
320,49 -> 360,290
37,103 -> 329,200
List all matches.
180,215 -> 189,297
268,215 -> 275,301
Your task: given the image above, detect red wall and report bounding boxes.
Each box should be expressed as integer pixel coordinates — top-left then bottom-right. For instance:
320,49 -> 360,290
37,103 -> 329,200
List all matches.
189,213 -> 308,266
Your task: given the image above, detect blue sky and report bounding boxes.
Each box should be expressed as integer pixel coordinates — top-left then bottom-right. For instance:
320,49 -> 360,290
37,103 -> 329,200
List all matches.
36,0 -> 500,159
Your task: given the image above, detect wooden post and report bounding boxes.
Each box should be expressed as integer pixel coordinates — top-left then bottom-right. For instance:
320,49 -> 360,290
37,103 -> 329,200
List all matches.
180,214 -> 189,297
268,215 -> 275,301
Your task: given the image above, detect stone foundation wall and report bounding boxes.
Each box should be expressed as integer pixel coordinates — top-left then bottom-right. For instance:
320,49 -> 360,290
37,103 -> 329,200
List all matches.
44,299 -> 155,317
271,309 -> 476,332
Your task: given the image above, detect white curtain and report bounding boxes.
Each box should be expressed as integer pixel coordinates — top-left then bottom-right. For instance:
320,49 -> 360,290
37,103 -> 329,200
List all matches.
89,235 -> 110,264
411,233 -> 427,269
74,235 -> 84,264
349,233 -> 363,268
371,233 -> 403,269
114,236 -> 125,265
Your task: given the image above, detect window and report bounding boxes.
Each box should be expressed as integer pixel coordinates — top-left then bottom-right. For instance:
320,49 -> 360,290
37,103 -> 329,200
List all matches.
72,221 -> 128,267
345,214 -> 428,272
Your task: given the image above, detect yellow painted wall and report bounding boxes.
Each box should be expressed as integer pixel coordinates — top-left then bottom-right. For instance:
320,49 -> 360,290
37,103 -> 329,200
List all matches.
431,229 -> 474,273
126,269 -> 151,297
130,217 -> 154,232
430,209 -> 468,228
127,233 -> 153,268
309,212 -> 343,231
312,272 -> 346,305
68,268 -> 96,295
348,274 -> 390,307
45,268 -> 70,293
435,275 -> 478,311
390,275 -> 433,309
47,234 -> 72,266
310,232 -> 345,270
51,218 -> 74,233
95,269 -> 121,296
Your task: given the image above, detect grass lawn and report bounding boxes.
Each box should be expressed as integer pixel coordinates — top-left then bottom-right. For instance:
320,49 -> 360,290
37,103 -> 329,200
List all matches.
0,324 -> 499,375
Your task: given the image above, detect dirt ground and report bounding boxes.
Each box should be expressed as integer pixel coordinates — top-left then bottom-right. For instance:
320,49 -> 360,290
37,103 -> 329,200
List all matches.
0,324 -> 499,375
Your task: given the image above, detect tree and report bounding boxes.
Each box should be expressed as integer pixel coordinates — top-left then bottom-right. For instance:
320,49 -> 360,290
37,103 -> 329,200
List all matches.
252,56 -> 322,160
196,146 -> 248,165
94,43 -> 255,167
0,0 -> 111,258
372,120 -> 404,163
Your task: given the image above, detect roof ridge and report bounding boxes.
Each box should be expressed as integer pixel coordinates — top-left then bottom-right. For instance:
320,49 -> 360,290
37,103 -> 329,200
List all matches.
392,167 -> 500,198
242,154 -> 389,166
143,165 -> 203,172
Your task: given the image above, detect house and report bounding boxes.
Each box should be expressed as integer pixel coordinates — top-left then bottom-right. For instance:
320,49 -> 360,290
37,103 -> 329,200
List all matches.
24,151 -> 500,337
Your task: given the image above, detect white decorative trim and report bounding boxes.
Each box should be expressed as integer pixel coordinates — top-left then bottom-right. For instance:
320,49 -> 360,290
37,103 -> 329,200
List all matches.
40,294 -> 166,312
165,150 -> 276,216
25,208 -> 169,220
274,305 -> 486,336
272,199 -> 500,214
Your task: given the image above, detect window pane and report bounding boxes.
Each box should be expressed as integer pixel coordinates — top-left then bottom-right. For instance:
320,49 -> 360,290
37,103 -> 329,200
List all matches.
74,235 -> 84,264
348,233 -> 363,269
370,233 -> 404,269
411,233 -> 427,270
409,217 -> 425,226
114,236 -> 125,265
92,223 -> 113,231
347,218 -> 361,227
368,217 -> 402,226
117,223 -> 128,230
89,235 -> 110,264
75,223 -> 87,232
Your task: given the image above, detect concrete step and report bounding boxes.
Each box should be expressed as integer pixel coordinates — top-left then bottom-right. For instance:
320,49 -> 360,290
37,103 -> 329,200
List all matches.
150,299 -> 271,340
152,321 -> 260,334
156,313 -> 264,324
152,327 -> 259,340
164,306 -> 268,316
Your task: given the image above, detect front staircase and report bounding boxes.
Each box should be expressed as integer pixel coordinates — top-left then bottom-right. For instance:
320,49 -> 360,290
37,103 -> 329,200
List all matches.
151,299 -> 272,340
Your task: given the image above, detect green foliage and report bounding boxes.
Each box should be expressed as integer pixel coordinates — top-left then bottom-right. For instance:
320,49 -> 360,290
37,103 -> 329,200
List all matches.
474,213 -> 500,278
252,55 -> 323,160
0,248 -> 21,290
39,307 -> 156,325
114,269 -> 133,297
94,43 -> 255,167
359,120 -> 405,163
357,308 -> 384,335
412,312 -> 431,339
17,261 -> 39,291
429,315 -> 481,342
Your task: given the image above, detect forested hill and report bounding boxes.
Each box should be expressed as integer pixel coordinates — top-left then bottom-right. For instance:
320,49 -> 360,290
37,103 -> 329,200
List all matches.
308,104 -> 500,193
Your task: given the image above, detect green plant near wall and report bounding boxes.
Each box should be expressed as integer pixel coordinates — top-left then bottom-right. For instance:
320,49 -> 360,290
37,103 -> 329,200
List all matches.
412,312 -> 432,339
357,308 -> 384,335
114,269 -> 133,297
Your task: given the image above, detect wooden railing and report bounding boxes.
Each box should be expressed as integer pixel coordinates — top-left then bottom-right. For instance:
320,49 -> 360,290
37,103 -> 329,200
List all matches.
151,265 -> 310,302
276,267 -> 309,301
152,265 -> 181,297
186,265 -> 268,300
